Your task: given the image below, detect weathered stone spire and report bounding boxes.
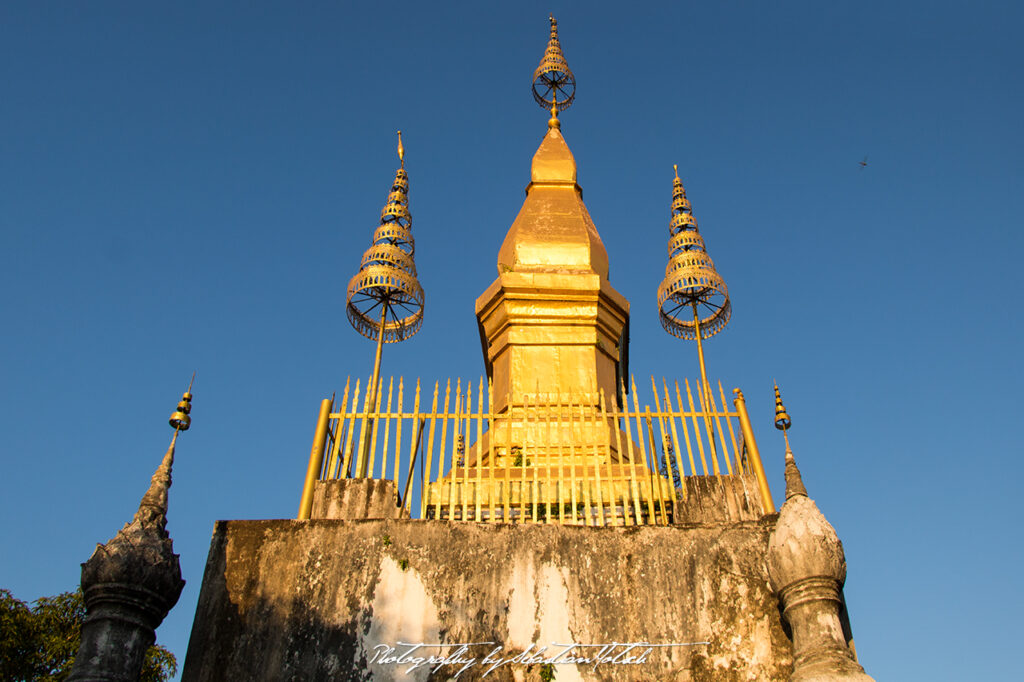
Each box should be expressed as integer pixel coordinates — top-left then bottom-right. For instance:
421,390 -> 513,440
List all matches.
69,384 -> 192,681
767,385 -> 873,681
133,433 -> 176,533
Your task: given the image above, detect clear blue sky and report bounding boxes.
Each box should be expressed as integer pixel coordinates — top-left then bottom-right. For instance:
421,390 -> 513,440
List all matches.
2,2 -> 1021,679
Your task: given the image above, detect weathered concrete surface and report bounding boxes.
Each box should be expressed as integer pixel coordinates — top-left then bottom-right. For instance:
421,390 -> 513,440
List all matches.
675,473 -> 766,524
310,479 -> 405,520
182,518 -> 793,681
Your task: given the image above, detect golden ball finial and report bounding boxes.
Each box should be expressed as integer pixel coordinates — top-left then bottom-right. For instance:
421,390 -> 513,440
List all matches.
169,373 -> 195,432
396,130 -> 405,168
773,383 -> 791,431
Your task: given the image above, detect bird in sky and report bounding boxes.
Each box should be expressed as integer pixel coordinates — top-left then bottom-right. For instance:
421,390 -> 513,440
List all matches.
859,156 -> 869,169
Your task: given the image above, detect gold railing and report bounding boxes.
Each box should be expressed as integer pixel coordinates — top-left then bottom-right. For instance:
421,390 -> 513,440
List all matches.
297,376 -> 774,525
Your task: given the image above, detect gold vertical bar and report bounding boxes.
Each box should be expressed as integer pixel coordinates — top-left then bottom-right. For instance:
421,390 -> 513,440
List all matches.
462,381 -> 473,522
557,391 -> 565,522
685,379 -> 712,475
340,379 -> 362,478
675,380 -> 697,477
576,400 -> 593,525
588,400 -> 605,526
548,393 -> 557,520
375,377 -> 394,480
487,378 -> 496,523
439,379 -> 454,518
297,397 -> 333,519
504,388 -> 513,522
520,395 -> 528,523
617,379 -> 642,525
652,403 -> 675,521
561,391 -> 577,522
661,379 -> 687,499
326,377 -> 350,480
393,378 -> 405,483
645,408 -> 668,525
720,381 -> 743,475
404,379 -> 420,515
631,377 -> 658,525
697,382 -> 722,476
651,377 -> 674,485
354,375 -> 373,477
706,383 -> 734,476
475,377 -> 484,522
423,381 -> 440,519
733,389 -> 776,514
529,396 -> 539,523
599,390 -> 617,526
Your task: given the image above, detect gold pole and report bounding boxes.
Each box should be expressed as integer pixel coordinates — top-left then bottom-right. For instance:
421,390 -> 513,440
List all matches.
297,398 -> 333,519
733,389 -> 775,514
359,303 -> 388,476
692,302 -> 713,406
691,301 -> 723,473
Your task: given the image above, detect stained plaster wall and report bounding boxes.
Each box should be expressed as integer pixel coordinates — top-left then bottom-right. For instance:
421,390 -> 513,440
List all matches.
182,517 -> 793,681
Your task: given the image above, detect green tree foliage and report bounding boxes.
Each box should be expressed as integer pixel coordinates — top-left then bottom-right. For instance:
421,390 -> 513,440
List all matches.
0,588 -> 177,681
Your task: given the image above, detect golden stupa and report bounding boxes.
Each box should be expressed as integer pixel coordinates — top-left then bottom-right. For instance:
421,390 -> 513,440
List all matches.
299,15 -> 772,527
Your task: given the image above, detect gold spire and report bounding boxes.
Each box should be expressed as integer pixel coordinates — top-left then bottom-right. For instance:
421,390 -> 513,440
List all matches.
657,168 -> 731,341
657,168 -> 731,421
346,135 -> 425,475
346,133 -> 425,344
532,14 -> 576,115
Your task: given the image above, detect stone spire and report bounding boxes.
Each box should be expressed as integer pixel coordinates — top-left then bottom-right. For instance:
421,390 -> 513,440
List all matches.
767,385 -> 873,681
69,385 -> 192,681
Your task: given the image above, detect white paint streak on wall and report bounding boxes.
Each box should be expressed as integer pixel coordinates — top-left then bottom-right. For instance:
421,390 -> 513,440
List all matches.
358,556 -> 441,682
536,564 -> 584,682
506,553 -> 536,649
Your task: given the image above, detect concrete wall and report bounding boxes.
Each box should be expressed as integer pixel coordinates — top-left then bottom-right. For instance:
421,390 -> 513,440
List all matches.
182,517 -> 793,681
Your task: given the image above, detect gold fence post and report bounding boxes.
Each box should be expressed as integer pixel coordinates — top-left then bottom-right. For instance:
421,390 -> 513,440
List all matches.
297,398 -> 333,520
732,388 -> 775,514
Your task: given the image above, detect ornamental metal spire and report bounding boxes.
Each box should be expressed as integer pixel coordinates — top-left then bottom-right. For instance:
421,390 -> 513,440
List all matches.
774,383 -> 807,500
346,132 -> 424,473
657,165 -> 732,406
532,14 -> 575,118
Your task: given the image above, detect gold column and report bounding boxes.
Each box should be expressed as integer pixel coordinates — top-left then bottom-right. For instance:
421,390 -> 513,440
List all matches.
733,389 -> 775,514
298,398 -> 333,520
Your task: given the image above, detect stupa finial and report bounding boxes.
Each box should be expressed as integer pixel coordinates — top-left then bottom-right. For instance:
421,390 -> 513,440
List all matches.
346,136 -> 424,345
136,375 -> 195,533
346,136 -> 425,474
657,167 -> 732,410
657,168 -> 731,341
532,14 -> 576,116
773,383 -> 807,500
